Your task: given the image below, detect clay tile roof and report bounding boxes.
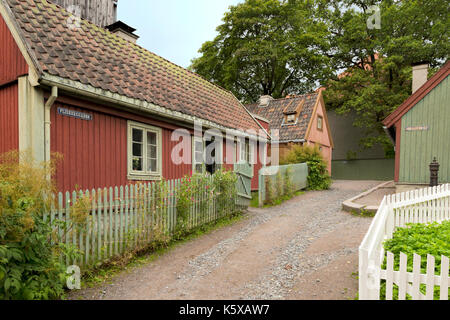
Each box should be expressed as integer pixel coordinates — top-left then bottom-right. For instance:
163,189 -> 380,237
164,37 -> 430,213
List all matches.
3,0 -> 264,135
246,93 -> 319,142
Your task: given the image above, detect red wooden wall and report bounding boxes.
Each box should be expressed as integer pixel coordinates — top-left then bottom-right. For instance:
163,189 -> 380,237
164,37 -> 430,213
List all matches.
0,14 -> 28,85
50,100 -> 194,192
50,96 -> 265,193
0,14 -> 27,156
0,82 -> 19,154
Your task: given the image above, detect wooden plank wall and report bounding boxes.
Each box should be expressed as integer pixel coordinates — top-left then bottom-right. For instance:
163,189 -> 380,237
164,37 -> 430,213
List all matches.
399,76 -> 450,184
0,83 -> 19,154
51,0 -> 117,27
0,14 -> 28,85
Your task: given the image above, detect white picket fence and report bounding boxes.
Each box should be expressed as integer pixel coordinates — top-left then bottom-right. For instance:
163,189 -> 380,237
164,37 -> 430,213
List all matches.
44,176 -> 241,269
359,184 -> 450,300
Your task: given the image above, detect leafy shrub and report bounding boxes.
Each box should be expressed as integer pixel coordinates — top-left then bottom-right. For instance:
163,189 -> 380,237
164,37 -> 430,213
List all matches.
380,221 -> 450,300
212,169 -> 238,217
175,170 -> 237,238
281,145 -> 331,190
263,166 -> 296,206
0,151 -> 82,300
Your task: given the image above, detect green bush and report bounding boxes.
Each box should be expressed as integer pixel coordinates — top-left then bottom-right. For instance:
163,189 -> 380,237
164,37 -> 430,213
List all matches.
175,170 -> 237,238
381,221 -> 450,300
0,151 -> 81,300
281,145 -> 331,190
263,166 -> 296,206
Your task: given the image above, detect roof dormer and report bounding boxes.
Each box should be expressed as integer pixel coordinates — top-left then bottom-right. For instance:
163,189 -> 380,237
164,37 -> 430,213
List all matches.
283,99 -> 305,125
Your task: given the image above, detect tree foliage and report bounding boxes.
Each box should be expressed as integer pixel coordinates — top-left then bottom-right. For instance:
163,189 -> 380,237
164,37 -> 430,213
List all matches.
190,0 -> 331,103
191,0 -> 449,152
321,0 -> 449,152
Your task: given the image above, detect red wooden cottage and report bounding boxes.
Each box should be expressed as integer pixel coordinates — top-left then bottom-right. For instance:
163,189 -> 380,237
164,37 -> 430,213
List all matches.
0,0 -> 269,193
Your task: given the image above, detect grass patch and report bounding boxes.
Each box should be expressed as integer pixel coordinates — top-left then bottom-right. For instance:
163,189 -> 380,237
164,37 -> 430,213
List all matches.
79,211 -> 247,290
250,190 -> 305,208
351,208 -> 376,218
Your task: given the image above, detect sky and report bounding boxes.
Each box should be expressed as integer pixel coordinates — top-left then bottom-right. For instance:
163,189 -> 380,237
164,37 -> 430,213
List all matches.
117,0 -> 243,68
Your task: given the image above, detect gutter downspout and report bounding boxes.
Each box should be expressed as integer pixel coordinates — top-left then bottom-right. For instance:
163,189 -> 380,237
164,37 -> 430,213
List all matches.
44,86 -> 58,162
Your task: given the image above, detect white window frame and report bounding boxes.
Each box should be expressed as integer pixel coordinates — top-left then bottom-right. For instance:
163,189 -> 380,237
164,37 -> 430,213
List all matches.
127,121 -> 162,181
286,114 -> 296,124
192,135 -> 223,174
317,115 -> 324,131
192,136 -> 205,174
238,137 -> 254,165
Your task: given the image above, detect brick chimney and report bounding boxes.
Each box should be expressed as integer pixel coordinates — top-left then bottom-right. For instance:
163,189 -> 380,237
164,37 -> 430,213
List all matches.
258,95 -> 274,107
412,62 -> 429,93
105,21 -> 139,43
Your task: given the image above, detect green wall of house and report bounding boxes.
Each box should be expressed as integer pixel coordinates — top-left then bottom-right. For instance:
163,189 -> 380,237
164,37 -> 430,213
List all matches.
328,110 -> 394,181
399,76 -> 449,184
332,159 -> 395,181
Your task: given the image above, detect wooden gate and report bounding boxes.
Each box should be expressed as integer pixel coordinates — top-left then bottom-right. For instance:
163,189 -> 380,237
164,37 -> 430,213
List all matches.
234,163 -> 253,207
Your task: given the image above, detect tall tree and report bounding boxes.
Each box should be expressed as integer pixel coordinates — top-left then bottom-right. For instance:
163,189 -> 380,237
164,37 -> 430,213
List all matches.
190,0 -> 331,103
191,0 -> 449,153
321,0 -> 449,154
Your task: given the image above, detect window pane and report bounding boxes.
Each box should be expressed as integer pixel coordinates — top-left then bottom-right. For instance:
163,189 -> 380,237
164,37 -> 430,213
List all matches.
132,128 -> 143,142
132,157 -> 143,171
195,151 -> 203,163
133,142 -> 142,157
195,164 -> 203,173
195,141 -> 203,151
147,131 -> 157,145
148,159 -> 157,172
148,145 -> 157,159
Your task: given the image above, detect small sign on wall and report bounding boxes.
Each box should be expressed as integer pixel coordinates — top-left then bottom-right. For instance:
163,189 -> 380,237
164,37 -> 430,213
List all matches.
58,107 -> 93,121
405,126 -> 429,132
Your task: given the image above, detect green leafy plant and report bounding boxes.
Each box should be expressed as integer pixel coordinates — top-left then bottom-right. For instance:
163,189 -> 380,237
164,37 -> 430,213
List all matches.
281,145 -> 331,190
175,170 -> 237,239
380,221 -> 450,300
0,151 -> 83,300
263,166 -> 299,206
283,166 -> 294,198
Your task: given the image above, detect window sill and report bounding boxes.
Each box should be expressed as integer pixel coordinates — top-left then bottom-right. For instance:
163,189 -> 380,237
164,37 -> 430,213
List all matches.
127,174 -> 162,181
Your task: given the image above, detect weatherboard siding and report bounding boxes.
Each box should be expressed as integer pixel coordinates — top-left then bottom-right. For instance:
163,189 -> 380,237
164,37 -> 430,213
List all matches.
0,14 -> 28,85
0,82 -> 19,153
399,76 -> 450,184
50,100 -> 194,193
49,96 -> 264,193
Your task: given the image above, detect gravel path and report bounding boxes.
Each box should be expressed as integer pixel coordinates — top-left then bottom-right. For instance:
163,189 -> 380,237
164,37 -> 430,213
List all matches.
69,180 -> 381,300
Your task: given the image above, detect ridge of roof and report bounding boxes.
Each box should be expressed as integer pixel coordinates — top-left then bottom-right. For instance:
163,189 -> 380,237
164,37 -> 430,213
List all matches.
383,60 -> 450,128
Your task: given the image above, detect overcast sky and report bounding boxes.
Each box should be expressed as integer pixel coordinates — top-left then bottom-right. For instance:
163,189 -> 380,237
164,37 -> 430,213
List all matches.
117,0 -> 243,68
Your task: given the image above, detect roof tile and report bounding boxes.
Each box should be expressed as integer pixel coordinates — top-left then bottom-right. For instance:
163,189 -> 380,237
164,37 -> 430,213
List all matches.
246,94 -> 319,142
4,0 -> 263,134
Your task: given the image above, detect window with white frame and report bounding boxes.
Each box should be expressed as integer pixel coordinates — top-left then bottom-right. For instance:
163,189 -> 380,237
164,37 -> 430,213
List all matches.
128,121 -> 162,179
192,136 -> 204,174
286,114 -> 296,124
193,135 -> 223,174
317,115 -> 323,131
239,138 -> 253,164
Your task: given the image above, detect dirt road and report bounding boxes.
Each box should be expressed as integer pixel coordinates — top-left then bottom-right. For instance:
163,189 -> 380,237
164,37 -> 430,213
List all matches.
70,180 -> 380,300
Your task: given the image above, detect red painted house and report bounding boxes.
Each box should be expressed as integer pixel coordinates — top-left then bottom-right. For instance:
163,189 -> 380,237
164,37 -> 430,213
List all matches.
0,0 -> 269,193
